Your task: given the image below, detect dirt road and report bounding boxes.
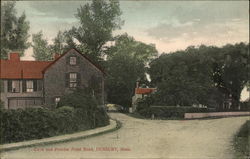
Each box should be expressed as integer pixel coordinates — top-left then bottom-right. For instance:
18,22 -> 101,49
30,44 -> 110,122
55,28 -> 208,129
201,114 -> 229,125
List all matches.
2,113 -> 249,159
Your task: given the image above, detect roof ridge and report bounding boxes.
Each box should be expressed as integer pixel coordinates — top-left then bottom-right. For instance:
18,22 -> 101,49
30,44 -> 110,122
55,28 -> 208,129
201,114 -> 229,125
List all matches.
42,48 -> 105,75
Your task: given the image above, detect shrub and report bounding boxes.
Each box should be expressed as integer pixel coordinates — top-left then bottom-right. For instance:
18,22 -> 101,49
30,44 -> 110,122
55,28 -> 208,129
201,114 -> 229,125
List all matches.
0,88 -> 110,144
0,106 -> 109,144
136,95 -> 213,119
240,101 -> 250,111
234,120 -> 250,158
136,95 -> 155,112
57,88 -> 98,110
137,105 -> 212,119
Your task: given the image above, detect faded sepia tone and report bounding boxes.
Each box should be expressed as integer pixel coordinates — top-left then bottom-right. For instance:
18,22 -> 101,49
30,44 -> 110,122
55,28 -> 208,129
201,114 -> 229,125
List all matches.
0,1 -> 249,159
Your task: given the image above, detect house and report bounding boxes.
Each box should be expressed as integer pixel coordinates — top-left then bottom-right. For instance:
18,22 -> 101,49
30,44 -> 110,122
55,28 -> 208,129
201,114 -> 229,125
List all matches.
0,49 -> 105,109
131,81 -> 156,112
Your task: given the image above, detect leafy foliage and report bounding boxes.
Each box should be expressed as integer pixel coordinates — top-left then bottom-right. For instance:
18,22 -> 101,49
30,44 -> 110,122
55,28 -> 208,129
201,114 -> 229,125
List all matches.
233,120 -> 250,158
149,43 -> 249,109
71,0 -> 123,62
31,0 -> 123,62
1,1 -> 30,59
57,88 -> 98,109
50,31 -> 66,55
138,106 -> 212,119
105,34 -> 158,108
0,89 -> 109,144
32,31 -> 52,61
106,53 -> 145,108
106,34 -> 158,63
0,105 -> 109,144
136,95 -> 213,119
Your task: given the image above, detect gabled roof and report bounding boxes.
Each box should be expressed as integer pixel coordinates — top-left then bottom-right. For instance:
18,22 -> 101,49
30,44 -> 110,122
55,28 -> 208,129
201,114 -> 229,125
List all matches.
0,48 -> 105,79
135,88 -> 156,94
42,48 -> 105,75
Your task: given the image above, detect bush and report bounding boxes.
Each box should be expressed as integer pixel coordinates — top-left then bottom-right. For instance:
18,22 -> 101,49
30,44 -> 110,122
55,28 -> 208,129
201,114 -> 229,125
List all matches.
0,89 -> 110,144
136,95 -> 155,112
137,106 -> 211,119
0,107 -> 109,144
240,101 -> 250,111
136,95 -> 213,119
234,120 -> 250,158
57,88 -> 98,110
236,120 -> 250,138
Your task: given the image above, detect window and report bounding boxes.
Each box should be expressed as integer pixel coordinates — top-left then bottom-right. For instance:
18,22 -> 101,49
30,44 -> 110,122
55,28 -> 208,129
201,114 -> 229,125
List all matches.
23,80 -> 39,92
69,56 -> 77,65
26,80 -> 34,92
8,80 -> 20,93
69,73 -> 77,88
0,80 -> 4,92
66,73 -> 80,88
55,97 -> 61,106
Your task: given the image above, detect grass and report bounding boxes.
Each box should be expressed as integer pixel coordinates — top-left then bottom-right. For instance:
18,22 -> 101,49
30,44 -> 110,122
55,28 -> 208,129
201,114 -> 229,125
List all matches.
233,120 -> 250,159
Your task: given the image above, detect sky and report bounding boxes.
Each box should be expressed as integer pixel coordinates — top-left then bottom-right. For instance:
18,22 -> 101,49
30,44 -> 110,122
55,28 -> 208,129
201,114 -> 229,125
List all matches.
10,0 -> 249,60
2,0 -> 250,100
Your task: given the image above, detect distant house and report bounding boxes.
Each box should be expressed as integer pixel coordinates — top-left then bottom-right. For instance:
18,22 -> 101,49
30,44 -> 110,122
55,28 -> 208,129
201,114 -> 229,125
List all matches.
131,82 -> 156,112
0,49 -> 105,109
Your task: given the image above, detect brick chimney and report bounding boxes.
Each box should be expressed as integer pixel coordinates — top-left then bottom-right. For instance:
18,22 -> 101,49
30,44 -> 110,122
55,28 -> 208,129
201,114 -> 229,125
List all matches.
54,53 -> 60,60
9,53 -> 20,61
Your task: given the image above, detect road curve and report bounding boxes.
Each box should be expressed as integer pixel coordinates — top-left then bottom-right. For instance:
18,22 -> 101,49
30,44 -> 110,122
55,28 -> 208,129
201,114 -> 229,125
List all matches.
2,113 -> 249,159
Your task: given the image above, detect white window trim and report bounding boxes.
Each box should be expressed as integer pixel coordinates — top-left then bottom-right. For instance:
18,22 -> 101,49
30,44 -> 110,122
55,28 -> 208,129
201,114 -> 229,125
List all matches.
69,56 -> 77,65
69,73 -> 77,88
26,80 -> 34,92
12,80 -> 20,93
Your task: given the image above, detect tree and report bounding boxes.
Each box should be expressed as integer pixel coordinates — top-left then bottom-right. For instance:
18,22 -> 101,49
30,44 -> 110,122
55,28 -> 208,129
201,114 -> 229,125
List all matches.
32,31 -> 52,61
215,43 -> 249,108
50,31 -> 65,54
37,0 -> 123,62
149,48 -> 217,107
71,0 -> 123,62
106,54 -> 146,108
50,30 -> 80,55
106,33 -> 158,63
1,1 -> 30,59
105,34 -> 158,108
148,43 -> 249,109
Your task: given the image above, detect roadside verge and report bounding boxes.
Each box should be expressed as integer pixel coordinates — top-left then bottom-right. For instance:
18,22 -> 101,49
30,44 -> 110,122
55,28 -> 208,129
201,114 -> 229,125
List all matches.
185,112 -> 250,119
0,119 -> 121,152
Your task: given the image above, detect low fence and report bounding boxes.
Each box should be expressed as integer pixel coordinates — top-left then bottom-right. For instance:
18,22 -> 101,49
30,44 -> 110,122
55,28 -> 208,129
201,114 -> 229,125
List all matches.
184,112 -> 250,119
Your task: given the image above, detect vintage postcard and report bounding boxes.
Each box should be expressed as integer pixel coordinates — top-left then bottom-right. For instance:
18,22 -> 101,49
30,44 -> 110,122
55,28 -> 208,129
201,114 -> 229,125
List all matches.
0,0 -> 249,159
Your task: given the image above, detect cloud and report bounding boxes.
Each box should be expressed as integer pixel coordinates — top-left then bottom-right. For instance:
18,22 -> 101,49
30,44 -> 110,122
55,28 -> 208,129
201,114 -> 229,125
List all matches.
145,1 -> 248,42
24,1 -> 89,19
168,1 -> 248,24
147,20 -> 243,41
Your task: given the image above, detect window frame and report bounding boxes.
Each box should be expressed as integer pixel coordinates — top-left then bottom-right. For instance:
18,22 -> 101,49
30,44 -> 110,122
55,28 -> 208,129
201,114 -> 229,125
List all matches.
69,56 -> 77,65
8,80 -> 21,93
69,72 -> 77,88
23,80 -> 39,93
26,80 -> 34,92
